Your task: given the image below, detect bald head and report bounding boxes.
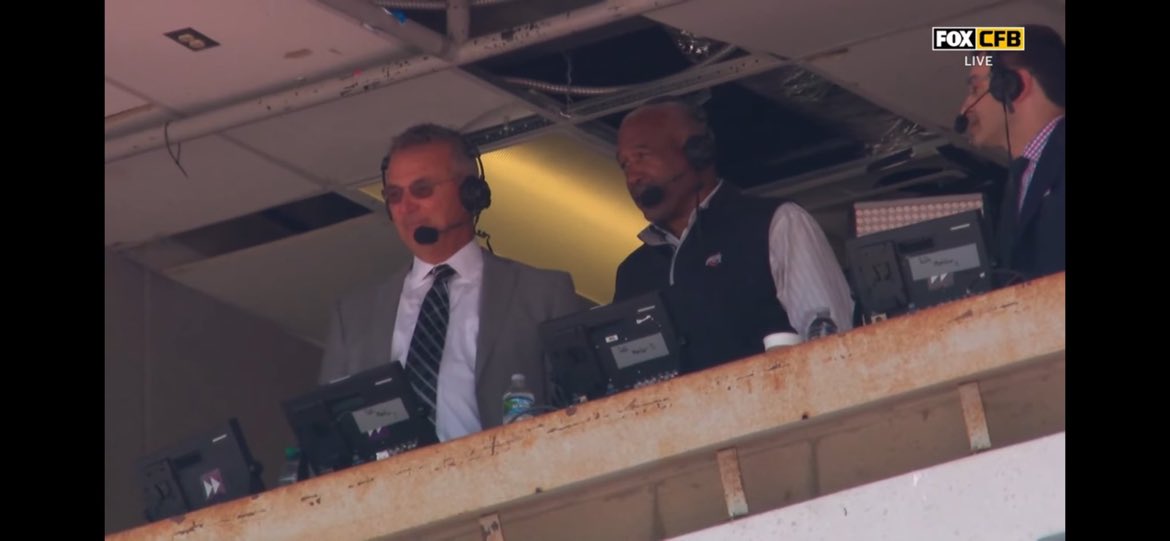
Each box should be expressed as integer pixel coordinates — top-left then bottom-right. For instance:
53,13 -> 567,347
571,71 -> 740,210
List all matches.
616,99 -> 718,236
620,101 -> 707,150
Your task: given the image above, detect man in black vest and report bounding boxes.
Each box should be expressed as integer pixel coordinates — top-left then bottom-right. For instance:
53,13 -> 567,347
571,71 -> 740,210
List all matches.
613,96 -> 855,372
954,24 -> 1065,283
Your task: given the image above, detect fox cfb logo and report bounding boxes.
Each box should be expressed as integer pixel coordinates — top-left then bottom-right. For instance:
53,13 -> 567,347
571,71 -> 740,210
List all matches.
932,27 -> 1025,51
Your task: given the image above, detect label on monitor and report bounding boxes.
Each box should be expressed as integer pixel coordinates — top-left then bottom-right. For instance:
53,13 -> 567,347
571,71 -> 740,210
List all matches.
906,243 -> 980,281
351,398 -> 410,437
610,333 -> 669,369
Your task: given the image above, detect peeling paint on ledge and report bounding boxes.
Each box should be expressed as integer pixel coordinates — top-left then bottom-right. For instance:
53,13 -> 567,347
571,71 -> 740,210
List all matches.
106,274 -> 1065,541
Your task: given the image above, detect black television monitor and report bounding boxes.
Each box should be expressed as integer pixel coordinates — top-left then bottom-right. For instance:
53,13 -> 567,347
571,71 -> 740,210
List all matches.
845,209 -> 993,323
282,361 -> 436,477
541,290 -> 685,403
135,418 -> 264,523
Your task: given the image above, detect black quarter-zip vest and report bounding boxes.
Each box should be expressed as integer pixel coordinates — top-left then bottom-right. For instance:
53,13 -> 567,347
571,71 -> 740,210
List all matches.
614,184 -> 795,372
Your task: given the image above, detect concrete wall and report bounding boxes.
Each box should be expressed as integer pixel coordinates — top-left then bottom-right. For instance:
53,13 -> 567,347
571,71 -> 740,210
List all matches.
104,249 -> 323,534
672,432 -> 1066,541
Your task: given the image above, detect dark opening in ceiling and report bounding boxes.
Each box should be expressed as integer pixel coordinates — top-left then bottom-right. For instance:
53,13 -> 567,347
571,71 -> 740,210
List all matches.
470,20 -> 871,190
477,20 -> 692,87
169,193 -> 372,259
588,83 -> 866,190
456,11 -> 1013,219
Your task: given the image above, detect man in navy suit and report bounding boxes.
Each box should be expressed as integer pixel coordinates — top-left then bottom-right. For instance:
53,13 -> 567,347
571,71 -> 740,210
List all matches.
955,24 -> 1065,283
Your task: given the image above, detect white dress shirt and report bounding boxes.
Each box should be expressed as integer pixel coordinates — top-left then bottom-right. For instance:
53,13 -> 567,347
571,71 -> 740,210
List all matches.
391,240 -> 483,442
638,180 -> 855,340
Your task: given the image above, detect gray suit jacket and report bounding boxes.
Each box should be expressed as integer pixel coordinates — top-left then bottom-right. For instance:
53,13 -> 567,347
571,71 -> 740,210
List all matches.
318,248 -> 591,431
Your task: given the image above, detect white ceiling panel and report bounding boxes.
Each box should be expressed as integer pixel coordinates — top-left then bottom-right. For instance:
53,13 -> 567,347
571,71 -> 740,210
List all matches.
802,1 -> 1065,135
647,0 -> 1007,60
104,0 -> 410,114
105,135 -> 324,248
105,81 -> 150,118
224,70 -> 530,187
163,214 -> 411,345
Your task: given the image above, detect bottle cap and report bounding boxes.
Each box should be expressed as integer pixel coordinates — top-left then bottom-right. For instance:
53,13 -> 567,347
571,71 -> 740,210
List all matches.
763,332 -> 802,350
511,373 -> 525,383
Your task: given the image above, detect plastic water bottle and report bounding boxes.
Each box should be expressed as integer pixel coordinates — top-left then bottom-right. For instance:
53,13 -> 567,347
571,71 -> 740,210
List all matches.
502,373 -> 536,424
807,308 -> 838,339
277,446 -> 302,486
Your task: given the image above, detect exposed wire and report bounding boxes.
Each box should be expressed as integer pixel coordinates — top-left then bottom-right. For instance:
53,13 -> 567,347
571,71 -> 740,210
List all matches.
163,121 -> 189,178
476,228 -> 494,254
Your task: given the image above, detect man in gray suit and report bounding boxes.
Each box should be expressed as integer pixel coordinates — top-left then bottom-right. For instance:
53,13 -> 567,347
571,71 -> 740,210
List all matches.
318,123 -> 588,442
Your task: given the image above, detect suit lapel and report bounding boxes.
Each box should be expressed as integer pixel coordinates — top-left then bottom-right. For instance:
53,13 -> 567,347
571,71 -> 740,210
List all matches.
1017,119 -> 1065,235
476,251 -> 518,381
996,169 -> 1020,269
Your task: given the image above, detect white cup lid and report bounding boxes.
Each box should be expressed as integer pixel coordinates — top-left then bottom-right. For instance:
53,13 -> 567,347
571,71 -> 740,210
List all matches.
764,332 -> 802,349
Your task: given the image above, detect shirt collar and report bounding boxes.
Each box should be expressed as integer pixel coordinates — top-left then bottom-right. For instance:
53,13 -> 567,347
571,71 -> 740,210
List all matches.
637,179 -> 725,247
1020,114 -> 1064,163
407,239 -> 483,289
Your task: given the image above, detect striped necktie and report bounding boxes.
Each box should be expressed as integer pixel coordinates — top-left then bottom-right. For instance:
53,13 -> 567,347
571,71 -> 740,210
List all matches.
404,264 -> 456,429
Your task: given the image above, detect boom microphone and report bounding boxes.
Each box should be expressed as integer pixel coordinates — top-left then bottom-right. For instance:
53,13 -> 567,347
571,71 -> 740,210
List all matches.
638,186 -> 665,208
414,226 -> 440,245
953,90 -> 989,134
413,220 -> 468,245
635,172 -> 686,208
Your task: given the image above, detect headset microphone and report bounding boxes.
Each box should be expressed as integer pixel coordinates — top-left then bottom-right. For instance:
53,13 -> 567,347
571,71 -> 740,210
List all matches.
414,226 -> 440,245
413,219 -> 468,245
638,186 -> 666,207
953,90 -> 989,134
635,171 -> 687,209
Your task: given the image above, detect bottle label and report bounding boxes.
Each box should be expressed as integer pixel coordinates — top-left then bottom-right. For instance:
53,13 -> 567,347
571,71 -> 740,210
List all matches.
503,394 -> 535,423
504,395 -> 535,413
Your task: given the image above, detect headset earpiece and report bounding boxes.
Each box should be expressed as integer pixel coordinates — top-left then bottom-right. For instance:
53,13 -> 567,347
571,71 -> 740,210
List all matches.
989,60 -> 1023,112
378,136 -> 493,223
683,130 -> 716,171
458,143 -> 491,217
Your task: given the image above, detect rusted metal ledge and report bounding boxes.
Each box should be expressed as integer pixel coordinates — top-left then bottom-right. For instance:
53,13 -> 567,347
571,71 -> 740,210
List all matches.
106,273 -> 1065,541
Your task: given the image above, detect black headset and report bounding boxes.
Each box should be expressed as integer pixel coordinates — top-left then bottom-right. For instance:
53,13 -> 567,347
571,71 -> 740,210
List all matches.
643,95 -> 718,172
379,137 -> 492,221
683,128 -> 717,171
988,57 -> 1023,112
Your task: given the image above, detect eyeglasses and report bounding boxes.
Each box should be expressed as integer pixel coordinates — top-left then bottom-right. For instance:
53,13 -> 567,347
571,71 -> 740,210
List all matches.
382,178 -> 456,205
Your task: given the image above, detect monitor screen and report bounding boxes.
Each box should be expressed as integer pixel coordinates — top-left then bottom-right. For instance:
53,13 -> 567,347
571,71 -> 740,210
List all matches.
845,209 -> 993,322
135,418 -> 264,523
282,361 -> 435,476
542,290 -> 684,403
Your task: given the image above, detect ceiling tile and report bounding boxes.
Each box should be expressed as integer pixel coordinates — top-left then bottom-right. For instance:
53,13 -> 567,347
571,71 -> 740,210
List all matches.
224,70 -> 530,187
104,0 -> 409,113
164,214 -> 409,345
106,135 -> 324,247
